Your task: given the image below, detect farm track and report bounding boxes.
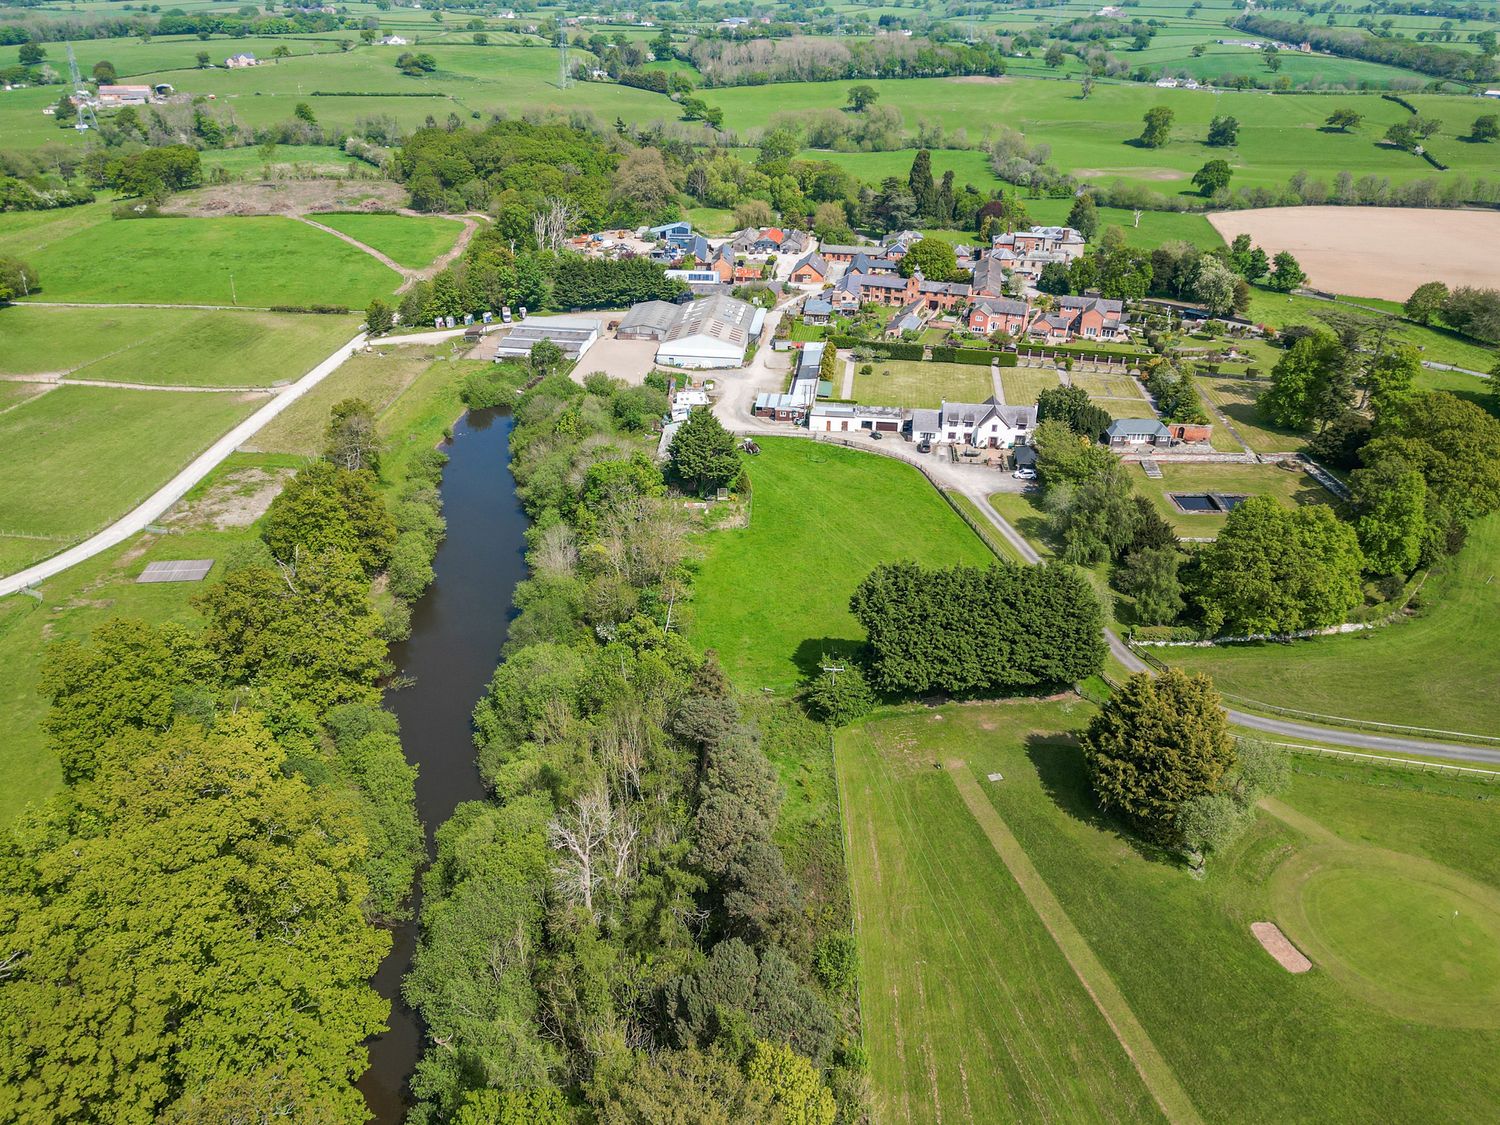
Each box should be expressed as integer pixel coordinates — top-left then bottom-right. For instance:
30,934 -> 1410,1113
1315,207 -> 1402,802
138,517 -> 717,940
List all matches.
294,210 -> 482,293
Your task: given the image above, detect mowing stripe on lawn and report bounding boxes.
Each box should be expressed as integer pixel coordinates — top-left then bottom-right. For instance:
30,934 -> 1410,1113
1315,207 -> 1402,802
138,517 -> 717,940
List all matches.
945,759 -> 1204,1125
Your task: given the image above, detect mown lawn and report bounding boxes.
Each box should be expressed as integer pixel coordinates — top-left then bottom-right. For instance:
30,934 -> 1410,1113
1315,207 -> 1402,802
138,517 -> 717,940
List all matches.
0,209 -> 399,306
837,700 -> 1165,1125
1140,461 -> 1338,538
313,211 -> 467,270
852,360 -> 994,407
1197,373 -> 1308,454
687,438 -> 995,689
1167,514 -> 1500,737
0,386 -> 259,566
841,702 -> 1500,1125
0,305 -> 358,387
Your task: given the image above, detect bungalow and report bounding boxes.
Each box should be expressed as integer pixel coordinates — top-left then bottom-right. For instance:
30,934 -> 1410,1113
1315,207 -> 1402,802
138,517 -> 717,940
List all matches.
1030,294 -> 1128,343
910,399 -> 1036,448
968,296 -> 1031,336
1106,418 -> 1171,448
379,34 -> 409,45
808,402 -> 906,434
801,297 -> 834,325
225,53 -> 259,67
789,251 -> 830,287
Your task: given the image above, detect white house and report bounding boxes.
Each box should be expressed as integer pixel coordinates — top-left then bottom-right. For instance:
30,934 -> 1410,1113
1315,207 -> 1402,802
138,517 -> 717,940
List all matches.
379,35 -> 409,46
910,399 -> 1036,448
225,53 -> 259,68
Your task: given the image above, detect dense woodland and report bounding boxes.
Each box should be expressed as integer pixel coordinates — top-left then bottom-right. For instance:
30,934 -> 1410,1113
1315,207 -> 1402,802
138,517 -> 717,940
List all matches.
0,401 -> 441,1122
403,377 -> 862,1122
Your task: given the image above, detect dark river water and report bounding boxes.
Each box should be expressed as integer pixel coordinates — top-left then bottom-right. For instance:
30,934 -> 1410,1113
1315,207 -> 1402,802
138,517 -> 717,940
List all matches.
357,408 -> 529,1124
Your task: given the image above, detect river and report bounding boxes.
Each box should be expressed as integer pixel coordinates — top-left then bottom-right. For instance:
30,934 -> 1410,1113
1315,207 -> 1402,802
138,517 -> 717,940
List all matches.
357,408 -> 529,1124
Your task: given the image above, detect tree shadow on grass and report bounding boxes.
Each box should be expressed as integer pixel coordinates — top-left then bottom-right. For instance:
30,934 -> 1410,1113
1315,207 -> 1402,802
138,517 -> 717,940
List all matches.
792,636 -> 866,682
1024,732 -> 1179,867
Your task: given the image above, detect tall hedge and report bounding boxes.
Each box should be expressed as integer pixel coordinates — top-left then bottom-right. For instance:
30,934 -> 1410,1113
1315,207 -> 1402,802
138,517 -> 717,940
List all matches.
849,561 -> 1105,694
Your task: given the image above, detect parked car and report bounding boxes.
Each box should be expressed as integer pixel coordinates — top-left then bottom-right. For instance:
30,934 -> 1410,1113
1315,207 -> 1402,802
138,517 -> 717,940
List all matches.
869,430 -> 882,440
1012,467 -> 1037,480
916,440 -> 932,454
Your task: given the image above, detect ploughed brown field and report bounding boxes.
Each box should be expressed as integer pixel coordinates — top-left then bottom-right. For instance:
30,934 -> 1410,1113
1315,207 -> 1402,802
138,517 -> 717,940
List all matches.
1206,206 -> 1500,301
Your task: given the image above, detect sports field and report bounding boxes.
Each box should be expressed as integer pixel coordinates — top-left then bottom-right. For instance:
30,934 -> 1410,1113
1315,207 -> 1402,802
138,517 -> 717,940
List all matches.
839,701 -> 1500,1124
1209,207 -> 1500,302
0,385 -> 260,572
1166,514 -> 1500,738
0,206 -> 399,306
0,306 -> 359,387
687,437 -> 994,689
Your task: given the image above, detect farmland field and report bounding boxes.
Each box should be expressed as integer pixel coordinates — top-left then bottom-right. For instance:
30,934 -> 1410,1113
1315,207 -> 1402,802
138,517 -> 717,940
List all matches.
1208,207 -> 1500,302
0,306 -> 359,387
687,437 -> 994,689
840,701 -> 1500,1124
0,385 -> 259,570
1166,514 -> 1500,737
312,211 -> 468,269
0,207 -> 399,306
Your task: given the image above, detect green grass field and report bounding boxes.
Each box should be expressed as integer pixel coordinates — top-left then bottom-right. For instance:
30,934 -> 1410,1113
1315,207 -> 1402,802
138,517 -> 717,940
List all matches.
0,205 -> 399,306
1165,513 -> 1500,737
312,211 -> 467,269
687,437 -> 994,689
1197,373 -> 1308,454
1141,461 -> 1337,537
839,700 -> 1500,1123
0,306 -> 359,387
0,386 -> 259,570
837,700 -> 1166,1124
852,359 -> 994,407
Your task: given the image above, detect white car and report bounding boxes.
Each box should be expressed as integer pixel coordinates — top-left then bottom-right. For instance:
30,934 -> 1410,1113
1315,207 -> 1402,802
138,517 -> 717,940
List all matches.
1012,467 -> 1037,480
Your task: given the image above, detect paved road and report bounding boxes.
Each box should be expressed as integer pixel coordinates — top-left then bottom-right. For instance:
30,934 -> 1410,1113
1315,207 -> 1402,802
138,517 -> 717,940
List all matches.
0,322 -> 506,597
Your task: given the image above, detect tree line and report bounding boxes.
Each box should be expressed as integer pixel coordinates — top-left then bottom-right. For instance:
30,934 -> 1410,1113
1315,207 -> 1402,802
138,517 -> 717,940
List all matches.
0,399 -> 443,1122
402,378 -> 860,1122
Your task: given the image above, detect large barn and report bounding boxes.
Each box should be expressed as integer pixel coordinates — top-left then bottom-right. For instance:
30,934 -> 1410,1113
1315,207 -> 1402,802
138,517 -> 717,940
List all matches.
619,295 -> 764,369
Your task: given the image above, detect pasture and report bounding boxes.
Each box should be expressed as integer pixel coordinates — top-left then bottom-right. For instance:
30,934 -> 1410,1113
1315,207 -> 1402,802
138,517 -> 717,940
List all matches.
1209,207 -> 1500,303
1166,513 -> 1500,738
0,206 -> 399,306
312,211 -> 467,270
687,437 -> 994,689
0,305 -> 360,387
0,385 -> 259,571
839,701 -> 1500,1124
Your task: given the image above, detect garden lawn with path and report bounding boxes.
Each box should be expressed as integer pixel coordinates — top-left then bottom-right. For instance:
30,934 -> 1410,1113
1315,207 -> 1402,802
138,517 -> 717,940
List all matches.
840,701 -> 1500,1125
687,437 -> 994,689
851,360 -> 995,408
1197,373 -> 1308,454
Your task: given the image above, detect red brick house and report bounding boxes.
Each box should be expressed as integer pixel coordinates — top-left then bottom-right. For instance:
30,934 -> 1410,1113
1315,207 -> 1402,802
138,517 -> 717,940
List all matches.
968,296 -> 1031,336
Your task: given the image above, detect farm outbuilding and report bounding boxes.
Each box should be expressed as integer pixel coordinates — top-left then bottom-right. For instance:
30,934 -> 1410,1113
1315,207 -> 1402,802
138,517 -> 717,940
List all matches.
493,318 -> 599,362
621,295 -> 764,369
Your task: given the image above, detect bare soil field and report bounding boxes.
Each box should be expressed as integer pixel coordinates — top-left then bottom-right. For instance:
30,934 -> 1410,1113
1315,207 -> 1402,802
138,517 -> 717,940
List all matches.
1207,207 -> 1500,300
162,180 -> 408,218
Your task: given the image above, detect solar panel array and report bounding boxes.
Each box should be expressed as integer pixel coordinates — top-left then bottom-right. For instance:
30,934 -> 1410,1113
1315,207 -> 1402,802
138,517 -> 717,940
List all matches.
137,559 -> 215,583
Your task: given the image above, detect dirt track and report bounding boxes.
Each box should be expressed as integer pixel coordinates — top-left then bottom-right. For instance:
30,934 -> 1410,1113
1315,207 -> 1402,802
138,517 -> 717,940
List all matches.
1207,206 -> 1500,301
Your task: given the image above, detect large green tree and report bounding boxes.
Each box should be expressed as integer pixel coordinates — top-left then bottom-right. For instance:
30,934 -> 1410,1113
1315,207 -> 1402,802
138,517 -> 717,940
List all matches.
0,715 -> 388,1125
1192,497 -> 1364,635
1351,457 -> 1427,577
261,460 -> 396,575
898,237 -> 961,282
1259,332 -> 1343,430
1138,105 -> 1174,147
1080,669 -> 1236,843
668,408 -> 741,493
